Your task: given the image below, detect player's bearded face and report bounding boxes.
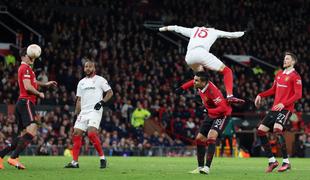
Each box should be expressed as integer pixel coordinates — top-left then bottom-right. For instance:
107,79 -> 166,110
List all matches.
84,62 -> 95,76
283,55 -> 294,68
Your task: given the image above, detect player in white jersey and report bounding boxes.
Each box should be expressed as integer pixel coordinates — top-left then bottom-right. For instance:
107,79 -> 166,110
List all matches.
159,25 -> 245,104
65,59 -> 113,169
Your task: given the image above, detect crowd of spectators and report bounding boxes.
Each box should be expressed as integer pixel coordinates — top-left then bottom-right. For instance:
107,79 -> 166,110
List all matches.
0,0 -> 309,155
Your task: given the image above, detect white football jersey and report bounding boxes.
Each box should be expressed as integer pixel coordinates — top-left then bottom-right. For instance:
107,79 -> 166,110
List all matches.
76,75 -> 111,114
167,26 -> 244,52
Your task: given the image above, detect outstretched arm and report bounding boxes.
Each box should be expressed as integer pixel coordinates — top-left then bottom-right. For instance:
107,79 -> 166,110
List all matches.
159,25 -> 192,37
216,29 -> 245,39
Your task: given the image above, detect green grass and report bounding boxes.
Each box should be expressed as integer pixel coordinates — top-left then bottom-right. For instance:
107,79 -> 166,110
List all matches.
0,156 -> 309,180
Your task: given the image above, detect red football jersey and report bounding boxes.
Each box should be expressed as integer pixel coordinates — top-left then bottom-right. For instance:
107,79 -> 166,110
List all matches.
259,68 -> 302,112
198,81 -> 232,118
18,62 -> 38,104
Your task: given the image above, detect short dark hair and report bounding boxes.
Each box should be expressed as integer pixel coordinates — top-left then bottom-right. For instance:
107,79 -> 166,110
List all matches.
195,71 -> 209,82
285,51 -> 298,63
19,47 -> 27,57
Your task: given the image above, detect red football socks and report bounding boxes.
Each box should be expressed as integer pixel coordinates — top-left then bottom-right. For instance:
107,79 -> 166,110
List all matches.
88,132 -> 104,157
221,66 -> 233,96
72,135 -> 82,161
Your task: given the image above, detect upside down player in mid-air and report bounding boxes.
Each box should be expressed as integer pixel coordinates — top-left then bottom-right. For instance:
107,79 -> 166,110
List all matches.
65,59 -> 113,169
255,52 -> 302,173
0,47 -> 57,170
176,71 -> 232,174
159,25 -> 246,104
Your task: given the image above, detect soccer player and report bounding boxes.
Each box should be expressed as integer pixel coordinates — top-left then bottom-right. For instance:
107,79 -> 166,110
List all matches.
159,25 -> 245,104
65,59 -> 113,169
0,47 -> 57,170
254,52 -> 302,172
176,71 -> 232,174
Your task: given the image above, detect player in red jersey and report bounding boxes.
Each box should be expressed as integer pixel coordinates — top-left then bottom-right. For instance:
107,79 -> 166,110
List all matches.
176,71 -> 232,175
254,52 -> 302,173
0,47 -> 57,170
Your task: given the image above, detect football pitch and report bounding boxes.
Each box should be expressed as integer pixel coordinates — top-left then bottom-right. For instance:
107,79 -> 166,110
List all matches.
0,156 -> 309,180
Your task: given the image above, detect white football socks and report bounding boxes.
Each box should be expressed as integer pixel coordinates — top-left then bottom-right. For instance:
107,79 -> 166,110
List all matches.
268,157 -> 276,163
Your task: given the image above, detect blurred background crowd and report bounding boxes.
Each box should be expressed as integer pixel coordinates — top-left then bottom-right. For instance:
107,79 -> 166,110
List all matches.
0,0 -> 309,157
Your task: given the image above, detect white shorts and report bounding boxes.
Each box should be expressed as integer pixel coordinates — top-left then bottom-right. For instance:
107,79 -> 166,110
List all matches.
185,48 -> 224,71
74,110 -> 103,131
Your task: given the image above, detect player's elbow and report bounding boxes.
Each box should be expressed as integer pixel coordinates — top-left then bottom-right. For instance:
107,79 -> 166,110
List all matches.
107,89 -> 114,97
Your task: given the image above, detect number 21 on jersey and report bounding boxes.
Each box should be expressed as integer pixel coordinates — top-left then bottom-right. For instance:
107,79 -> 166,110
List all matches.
193,27 -> 208,38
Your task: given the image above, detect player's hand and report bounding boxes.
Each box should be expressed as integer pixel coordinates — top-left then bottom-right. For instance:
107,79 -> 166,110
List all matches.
273,103 -> 284,111
38,92 -> 45,99
159,26 -> 168,32
45,81 -> 58,87
94,100 -> 106,110
175,87 -> 186,95
254,95 -> 261,108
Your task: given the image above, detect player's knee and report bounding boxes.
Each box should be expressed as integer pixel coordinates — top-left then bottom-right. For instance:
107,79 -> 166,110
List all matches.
221,66 -> 232,74
257,129 -> 267,137
206,138 -> 216,145
208,130 -> 218,139
73,130 -> 82,136
273,128 -> 283,135
195,138 -> 206,146
87,131 -> 97,138
26,123 -> 37,136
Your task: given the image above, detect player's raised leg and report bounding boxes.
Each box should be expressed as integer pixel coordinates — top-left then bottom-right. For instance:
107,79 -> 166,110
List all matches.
217,64 -> 244,104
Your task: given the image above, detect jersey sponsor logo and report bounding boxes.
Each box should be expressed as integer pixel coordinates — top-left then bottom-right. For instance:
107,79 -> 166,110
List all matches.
276,83 -> 288,88
213,97 -> 222,104
296,79 -> 302,85
84,87 -> 96,90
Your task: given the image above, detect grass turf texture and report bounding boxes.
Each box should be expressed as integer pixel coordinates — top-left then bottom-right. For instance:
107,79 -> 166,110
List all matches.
0,157 -> 309,180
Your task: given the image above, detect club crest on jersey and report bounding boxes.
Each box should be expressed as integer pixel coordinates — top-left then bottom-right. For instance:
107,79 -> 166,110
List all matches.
213,97 -> 222,104
285,77 -> 289,81
24,69 -> 31,78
